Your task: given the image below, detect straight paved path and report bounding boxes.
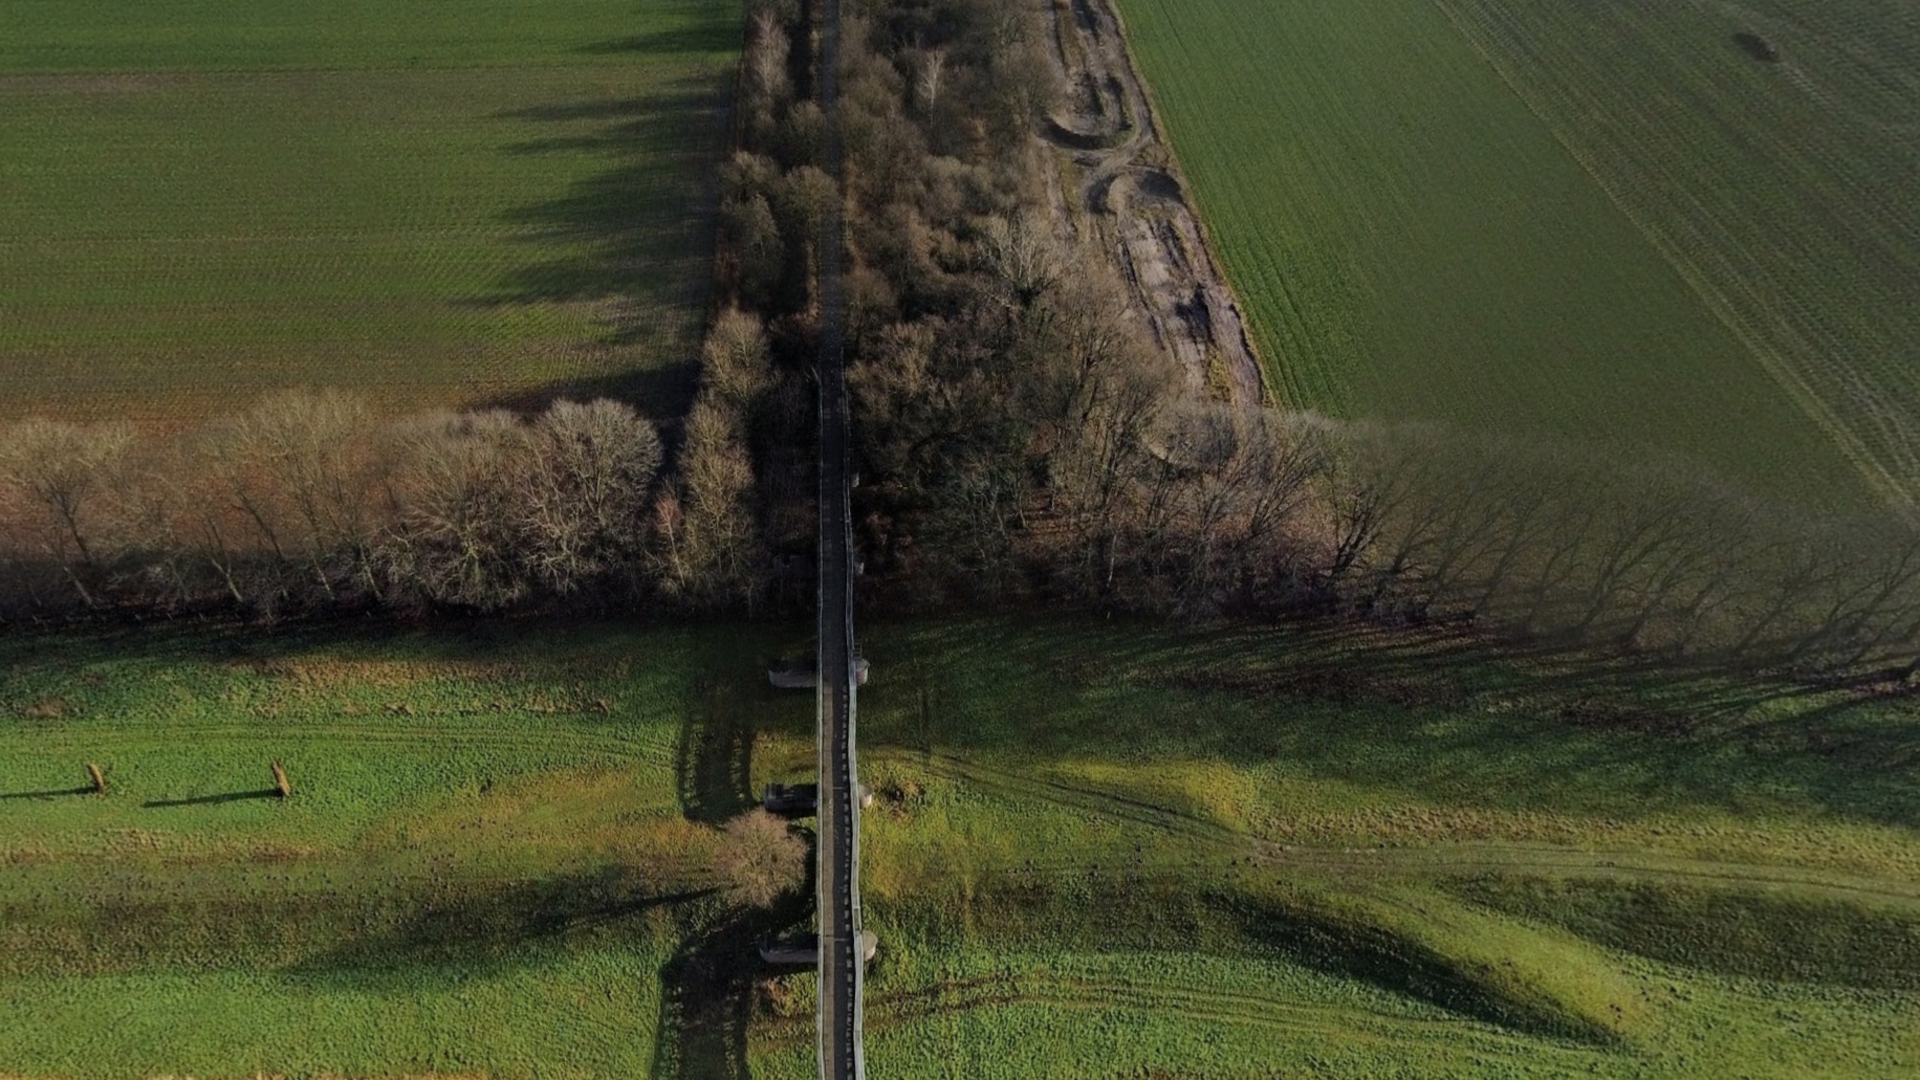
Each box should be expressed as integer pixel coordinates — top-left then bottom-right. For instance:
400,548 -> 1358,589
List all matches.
813,0 -> 862,1074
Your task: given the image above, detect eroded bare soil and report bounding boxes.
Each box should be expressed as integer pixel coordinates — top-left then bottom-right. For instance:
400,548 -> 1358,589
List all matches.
1038,0 -> 1265,405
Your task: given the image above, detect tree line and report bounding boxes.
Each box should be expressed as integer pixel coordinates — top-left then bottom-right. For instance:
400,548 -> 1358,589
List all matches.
0,386 -> 763,623
11,0 -> 1920,684
792,0 -> 1920,676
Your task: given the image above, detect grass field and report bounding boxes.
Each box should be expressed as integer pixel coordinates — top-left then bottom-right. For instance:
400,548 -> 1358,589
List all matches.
0,0 -> 741,423
6,616 -> 1920,1077
1110,0 -> 1917,510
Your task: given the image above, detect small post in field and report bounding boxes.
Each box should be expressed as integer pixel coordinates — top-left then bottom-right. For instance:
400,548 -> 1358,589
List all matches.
271,761 -> 292,799
86,762 -> 107,794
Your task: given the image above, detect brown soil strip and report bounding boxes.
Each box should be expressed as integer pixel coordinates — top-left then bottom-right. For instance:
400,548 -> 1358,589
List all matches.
1037,0 -> 1266,406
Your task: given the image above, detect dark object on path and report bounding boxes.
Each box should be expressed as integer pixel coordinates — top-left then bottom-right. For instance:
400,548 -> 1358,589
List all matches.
1733,32 -> 1781,63
271,761 -> 292,799
767,653 -> 870,689
86,762 -> 107,794
759,932 -> 819,965
763,782 -> 819,816
758,930 -> 876,965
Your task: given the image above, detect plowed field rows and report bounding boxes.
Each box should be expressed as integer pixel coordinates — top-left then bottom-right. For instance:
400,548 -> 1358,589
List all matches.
0,0 -> 739,422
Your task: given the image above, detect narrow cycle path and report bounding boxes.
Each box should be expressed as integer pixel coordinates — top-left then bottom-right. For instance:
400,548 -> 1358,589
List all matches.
811,0 -> 864,1073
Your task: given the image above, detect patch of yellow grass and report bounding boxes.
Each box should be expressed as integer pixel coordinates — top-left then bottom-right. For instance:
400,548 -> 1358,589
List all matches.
369,768 -> 710,872
1046,758 -> 1263,832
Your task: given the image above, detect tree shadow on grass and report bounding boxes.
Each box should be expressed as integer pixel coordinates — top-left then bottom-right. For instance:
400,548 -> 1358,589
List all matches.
872,614 -> 1920,835
142,789 -> 281,809
649,631 -> 815,1078
472,67 -> 733,426
675,632 -> 785,828
649,857 -> 814,1080
0,786 -> 96,801
294,866 -> 716,986
573,23 -> 743,58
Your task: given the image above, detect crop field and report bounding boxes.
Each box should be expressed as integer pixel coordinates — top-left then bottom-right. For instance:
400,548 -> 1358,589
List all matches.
1111,0 -> 1919,510
7,617 -> 1920,1077
0,0 -> 741,423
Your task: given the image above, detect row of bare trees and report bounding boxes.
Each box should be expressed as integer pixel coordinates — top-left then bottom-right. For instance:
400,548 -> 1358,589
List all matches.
0,392 -> 675,622
21,0 -> 1897,677
811,0 -> 1920,676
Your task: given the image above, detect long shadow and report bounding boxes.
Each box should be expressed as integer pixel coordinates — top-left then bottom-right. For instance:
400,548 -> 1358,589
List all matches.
1222,886 -> 1613,1042
481,362 -> 701,430
651,631 -> 811,1076
297,867 -> 715,985
650,861 -> 815,1080
142,789 -> 281,809
648,911 -> 760,1080
0,786 -> 95,801
574,24 -> 743,58
473,66 -> 733,426
675,635 -> 769,828
876,613 -> 1920,835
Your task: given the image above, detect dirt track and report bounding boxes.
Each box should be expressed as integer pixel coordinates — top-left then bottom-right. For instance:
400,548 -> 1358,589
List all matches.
1038,0 -> 1265,406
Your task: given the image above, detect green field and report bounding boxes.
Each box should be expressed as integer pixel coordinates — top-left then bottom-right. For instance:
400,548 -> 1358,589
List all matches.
6,617 -> 1920,1077
0,0 -> 740,422
1113,0 -> 1919,509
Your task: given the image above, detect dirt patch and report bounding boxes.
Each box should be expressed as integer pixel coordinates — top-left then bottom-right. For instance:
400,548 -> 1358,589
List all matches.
1037,0 -> 1265,406
1133,168 -> 1182,201
18,697 -> 68,721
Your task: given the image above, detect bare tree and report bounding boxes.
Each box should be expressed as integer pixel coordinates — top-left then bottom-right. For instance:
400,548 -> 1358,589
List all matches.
657,396 -> 761,610
916,49 -> 947,115
0,418 -> 134,607
717,810 -> 806,908
516,399 -> 662,597
203,390 -> 384,604
748,10 -> 793,104
728,193 -> 786,307
701,308 -> 775,410
981,213 -> 1063,310
384,410 -> 530,611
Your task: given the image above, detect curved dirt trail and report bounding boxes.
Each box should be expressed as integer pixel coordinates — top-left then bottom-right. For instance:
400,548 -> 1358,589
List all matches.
1038,0 -> 1266,406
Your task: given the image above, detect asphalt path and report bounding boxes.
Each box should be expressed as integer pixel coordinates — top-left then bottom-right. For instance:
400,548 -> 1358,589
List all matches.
813,0 -> 863,1073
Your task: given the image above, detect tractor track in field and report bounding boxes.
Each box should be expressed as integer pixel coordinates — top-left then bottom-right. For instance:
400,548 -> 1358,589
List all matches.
761,968 -> 1609,1061
913,752 -> 1920,911
1037,0 -> 1264,406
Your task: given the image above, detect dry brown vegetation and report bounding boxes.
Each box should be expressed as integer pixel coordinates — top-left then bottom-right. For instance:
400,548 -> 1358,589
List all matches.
0,391 -> 665,619
718,810 -> 810,909
9,0 -> 1920,690
772,0 -> 1920,680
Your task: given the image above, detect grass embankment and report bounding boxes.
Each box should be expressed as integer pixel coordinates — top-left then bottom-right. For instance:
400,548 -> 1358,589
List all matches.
0,623 -> 805,1077
6,617 -> 1920,1077
0,0 -> 739,422
759,620 -> 1920,1078
1108,0 -> 1895,510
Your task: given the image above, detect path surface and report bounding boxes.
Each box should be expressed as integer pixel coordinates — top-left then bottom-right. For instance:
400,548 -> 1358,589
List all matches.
1039,0 -> 1264,405
813,0 -> 864,1074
